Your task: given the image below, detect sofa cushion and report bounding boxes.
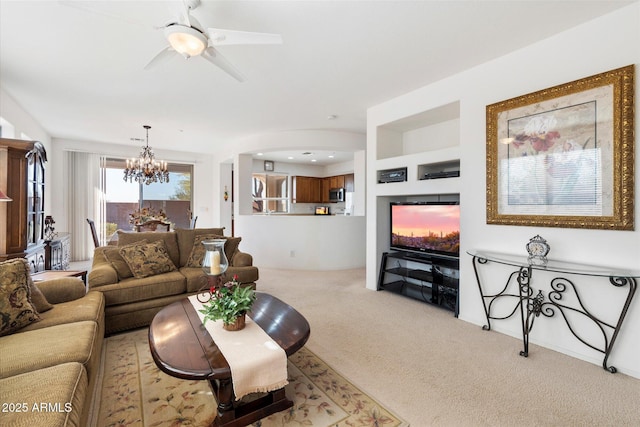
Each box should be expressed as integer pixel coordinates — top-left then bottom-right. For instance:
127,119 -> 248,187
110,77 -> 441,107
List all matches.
20,291 -> 105,333
0,362 -> 87,427
103,241 -> 148,279
119,240 -> 177,279
176,227 -> 225,267
97,271 -> 186,306
0,320 -> 99,379
0,258 -> 40,336
117,230 -> 180,267
185,235 -> 242,268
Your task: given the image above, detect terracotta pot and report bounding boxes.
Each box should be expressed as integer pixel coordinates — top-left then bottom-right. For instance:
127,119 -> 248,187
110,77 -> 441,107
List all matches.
223,313 -> 246,331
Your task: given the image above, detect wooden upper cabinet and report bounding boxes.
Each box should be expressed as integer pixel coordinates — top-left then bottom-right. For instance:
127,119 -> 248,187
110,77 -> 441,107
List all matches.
292,176 -> 322,203
329,175 -> 345,189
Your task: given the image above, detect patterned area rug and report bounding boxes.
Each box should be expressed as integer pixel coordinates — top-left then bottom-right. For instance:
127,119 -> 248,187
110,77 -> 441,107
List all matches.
93,328 -> 408,427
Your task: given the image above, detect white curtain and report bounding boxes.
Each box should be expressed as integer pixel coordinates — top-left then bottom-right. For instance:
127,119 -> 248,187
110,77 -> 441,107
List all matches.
65,151 -> 105,261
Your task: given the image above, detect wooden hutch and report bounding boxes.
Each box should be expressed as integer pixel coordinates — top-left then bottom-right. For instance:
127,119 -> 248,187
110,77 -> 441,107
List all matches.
0,138 -> 47,272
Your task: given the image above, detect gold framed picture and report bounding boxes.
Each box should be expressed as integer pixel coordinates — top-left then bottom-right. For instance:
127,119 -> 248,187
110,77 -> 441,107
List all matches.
486,65 -> 635,230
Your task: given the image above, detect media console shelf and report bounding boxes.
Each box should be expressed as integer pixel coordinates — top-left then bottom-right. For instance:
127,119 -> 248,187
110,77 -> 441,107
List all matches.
468,250 -> 638,373
378,251 -> 459,316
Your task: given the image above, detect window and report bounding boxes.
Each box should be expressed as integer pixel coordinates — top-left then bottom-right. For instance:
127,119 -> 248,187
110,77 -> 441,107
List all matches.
103,158 -> 193,238
252,173 -> 288,213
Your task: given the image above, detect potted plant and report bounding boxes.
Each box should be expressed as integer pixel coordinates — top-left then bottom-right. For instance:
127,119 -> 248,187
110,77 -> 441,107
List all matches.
199,275 -> 256,331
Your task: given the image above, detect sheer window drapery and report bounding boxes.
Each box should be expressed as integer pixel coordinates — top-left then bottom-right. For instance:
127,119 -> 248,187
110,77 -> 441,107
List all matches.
65,151 -> 105,261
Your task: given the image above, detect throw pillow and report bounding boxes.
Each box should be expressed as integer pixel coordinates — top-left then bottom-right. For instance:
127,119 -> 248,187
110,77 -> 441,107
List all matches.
103,240 -> 149,279
0,258 -> 40,336
186,235 -> 242,268
119,240 -> 177,279
28,278 -> 53,313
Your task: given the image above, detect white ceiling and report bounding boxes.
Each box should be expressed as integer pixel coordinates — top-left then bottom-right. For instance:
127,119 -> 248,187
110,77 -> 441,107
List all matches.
0,0 -> 634,160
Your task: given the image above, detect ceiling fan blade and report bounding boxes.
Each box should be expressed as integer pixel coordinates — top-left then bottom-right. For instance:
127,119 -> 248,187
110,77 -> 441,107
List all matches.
144,46 -> 177,70
201,47 -> 246,82
165,0 -> 191,27
206,28 -> 283,46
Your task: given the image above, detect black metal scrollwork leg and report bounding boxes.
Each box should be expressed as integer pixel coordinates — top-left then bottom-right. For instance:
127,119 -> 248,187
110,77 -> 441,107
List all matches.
517,266 -> 533,357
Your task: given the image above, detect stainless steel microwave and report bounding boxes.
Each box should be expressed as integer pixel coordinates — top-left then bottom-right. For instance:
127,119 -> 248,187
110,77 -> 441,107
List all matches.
329,188 -> 344,202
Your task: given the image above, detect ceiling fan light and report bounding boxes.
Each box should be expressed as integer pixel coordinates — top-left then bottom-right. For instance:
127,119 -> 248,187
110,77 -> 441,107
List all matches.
165,25 -> 207,57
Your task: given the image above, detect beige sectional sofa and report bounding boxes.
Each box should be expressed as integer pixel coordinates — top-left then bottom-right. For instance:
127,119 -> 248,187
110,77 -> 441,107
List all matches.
0,258 -> 104,427
88,228 -> 259,334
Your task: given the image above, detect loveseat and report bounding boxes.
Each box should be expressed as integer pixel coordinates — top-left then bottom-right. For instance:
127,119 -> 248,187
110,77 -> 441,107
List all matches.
0,258 -> 104,427
88,228 -> 259,334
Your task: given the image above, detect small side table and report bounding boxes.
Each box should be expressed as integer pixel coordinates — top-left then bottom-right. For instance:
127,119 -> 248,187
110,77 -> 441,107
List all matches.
31,270 -> 88,291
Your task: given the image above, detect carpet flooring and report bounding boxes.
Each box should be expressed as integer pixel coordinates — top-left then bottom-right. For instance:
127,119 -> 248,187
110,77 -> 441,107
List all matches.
92,328 -> 408,427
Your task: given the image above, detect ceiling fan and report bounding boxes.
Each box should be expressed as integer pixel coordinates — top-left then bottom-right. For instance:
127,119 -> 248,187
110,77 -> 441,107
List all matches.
62,0 -> 282,81
148,0 -> 282,81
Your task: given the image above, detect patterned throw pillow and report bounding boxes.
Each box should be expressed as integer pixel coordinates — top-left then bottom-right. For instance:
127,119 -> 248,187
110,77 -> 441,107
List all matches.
119,240 -> 177,279
103,240 -> 148,279
0,258 -> 41,336
186,235 -> 242,268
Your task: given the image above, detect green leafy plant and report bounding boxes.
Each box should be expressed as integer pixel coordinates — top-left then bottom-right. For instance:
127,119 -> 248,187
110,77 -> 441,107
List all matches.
199,275 -> 256,326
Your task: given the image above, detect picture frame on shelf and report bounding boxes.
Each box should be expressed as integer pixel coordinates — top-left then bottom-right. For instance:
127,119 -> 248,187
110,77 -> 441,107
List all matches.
486,65 -> 635,230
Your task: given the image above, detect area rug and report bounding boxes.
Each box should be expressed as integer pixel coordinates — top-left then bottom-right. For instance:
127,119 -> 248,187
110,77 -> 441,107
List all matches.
93,328 -> 408,427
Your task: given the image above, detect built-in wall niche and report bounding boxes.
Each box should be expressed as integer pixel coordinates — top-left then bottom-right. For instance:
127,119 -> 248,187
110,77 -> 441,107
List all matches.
376,101 -> 460,161
418,160 -> 460,180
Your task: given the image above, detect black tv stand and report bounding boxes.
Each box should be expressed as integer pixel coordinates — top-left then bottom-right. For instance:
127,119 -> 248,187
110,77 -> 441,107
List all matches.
377,251 -> 460,316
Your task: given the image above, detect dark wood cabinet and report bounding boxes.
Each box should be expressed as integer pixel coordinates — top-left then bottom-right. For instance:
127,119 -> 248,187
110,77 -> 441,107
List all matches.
45,233 -> 71,270
292,176 -> 322,203
0,138 -> 47,272
293,173 -> 354,204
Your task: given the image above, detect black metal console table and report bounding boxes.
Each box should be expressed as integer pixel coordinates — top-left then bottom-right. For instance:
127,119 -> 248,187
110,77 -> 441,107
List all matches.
468,250 -> 638,373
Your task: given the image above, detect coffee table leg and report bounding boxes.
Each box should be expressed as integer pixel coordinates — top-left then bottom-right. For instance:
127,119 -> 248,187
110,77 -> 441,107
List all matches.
213,378 -> 235,424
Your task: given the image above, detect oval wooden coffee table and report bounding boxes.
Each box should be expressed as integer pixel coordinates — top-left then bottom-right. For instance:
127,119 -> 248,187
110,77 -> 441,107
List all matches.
149,292 -> 310,427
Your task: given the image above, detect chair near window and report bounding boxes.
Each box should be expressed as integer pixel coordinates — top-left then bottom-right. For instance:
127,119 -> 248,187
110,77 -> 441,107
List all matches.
86,219 -> 100,248
189,216 -> 198,229
136,220 -> 171,232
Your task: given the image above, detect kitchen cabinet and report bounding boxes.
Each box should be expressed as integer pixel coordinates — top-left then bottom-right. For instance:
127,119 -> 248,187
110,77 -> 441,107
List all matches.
329,175 -> 345,189
321,178 -> 331,203
292,176 -> 322,203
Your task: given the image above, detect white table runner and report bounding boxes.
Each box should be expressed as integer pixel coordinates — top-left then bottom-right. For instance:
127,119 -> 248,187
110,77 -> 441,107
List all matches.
188,294 -> 288,399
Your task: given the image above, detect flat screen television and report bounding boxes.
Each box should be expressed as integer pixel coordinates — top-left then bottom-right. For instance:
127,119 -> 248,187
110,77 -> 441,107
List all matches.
390,202 -> 460,259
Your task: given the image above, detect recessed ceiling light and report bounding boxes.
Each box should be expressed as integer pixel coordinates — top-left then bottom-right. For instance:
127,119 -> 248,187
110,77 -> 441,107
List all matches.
311,159 -> 317,162
257,152 -> 264,156
287,156 -> 294,160
328,155 -> 334,158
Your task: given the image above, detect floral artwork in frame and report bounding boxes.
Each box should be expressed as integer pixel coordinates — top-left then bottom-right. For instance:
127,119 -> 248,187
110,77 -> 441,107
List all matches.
486,65 -> 634,230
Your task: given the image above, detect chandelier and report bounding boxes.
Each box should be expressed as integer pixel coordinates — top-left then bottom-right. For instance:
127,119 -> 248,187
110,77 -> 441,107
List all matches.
123,125 -> 169,185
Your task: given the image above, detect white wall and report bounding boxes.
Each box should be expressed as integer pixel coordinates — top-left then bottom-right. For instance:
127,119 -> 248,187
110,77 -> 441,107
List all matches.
367,3 -> 640,377
1,87 -> 53,216
235,214 -> 366,270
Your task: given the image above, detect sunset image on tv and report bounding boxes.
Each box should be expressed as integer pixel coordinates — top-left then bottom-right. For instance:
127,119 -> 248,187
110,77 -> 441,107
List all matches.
391,204 -> 460,255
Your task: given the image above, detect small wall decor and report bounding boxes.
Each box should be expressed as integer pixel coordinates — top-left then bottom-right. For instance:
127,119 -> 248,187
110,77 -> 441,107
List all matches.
264,160 -> 274,172
486,65 -> 634,230
224,186 -> 229,202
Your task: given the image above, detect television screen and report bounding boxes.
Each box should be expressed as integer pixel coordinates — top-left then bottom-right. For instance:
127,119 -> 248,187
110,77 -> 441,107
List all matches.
390,202 -> 460,258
